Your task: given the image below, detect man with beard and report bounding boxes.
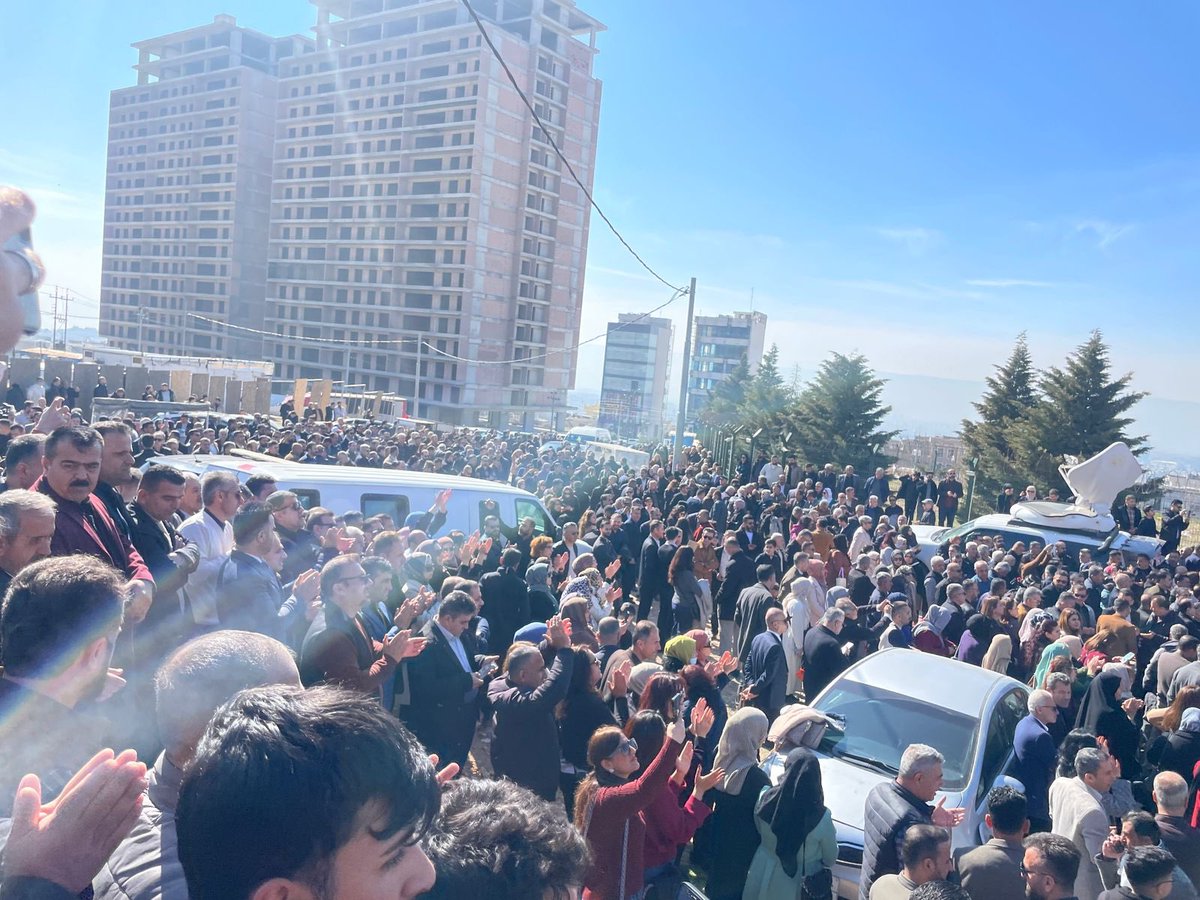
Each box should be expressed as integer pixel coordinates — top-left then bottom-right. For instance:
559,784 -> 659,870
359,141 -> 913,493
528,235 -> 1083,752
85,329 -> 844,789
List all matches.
1021,833 -> 1081,900
0,555 -> 127,813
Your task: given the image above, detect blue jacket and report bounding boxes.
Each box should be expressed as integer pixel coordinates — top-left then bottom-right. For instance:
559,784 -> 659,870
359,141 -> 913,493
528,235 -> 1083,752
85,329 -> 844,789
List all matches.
1012,713 -> 1056,821
745,630 -> 787,715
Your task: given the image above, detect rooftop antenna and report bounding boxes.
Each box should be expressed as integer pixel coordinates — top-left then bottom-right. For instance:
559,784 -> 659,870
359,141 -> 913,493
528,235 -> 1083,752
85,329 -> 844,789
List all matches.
749,287 -> 755,312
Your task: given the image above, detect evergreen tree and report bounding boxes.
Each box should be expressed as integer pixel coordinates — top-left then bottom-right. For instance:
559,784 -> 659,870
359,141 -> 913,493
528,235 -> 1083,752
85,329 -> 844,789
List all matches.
960,333 -> 1040,511
697,355 -> 750,429
1014,330 -> 1148,491
785,352 -> 897,470
743,344 -> 793,447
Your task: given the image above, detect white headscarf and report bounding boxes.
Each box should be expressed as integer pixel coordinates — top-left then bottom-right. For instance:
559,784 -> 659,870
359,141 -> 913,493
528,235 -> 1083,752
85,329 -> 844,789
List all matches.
714,707 -> 769,793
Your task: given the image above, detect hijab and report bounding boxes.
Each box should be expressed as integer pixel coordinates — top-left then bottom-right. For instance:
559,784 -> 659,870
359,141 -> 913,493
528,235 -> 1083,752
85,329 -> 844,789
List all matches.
1075,670 -> 1123,734
755,747 -> 826,878
982,634 -> 1012,674
526,561 -> 553,594
920,604 -> 953,637
714,707 -> 769,794
559,596 -> 597,650
1019,607 -> 1052,644
402,552 -> 433,585
1033,641 -> 1071,691
562,575 -> 593,600
663,636 -> 697,671
581,567 -> 606,596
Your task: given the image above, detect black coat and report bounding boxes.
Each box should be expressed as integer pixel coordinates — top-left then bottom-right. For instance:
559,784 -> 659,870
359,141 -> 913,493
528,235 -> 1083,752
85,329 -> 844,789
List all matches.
714,550 -> 756,620
861,781 -> 932,900
217,550 -> 302,647
638,536 -> 664,600
802,623 -> 847,701
734,584 -> 781,667
127,501 -> 198,645
405,622 -> 483,769
479,566 -> 530,654
745,630 -> 787,716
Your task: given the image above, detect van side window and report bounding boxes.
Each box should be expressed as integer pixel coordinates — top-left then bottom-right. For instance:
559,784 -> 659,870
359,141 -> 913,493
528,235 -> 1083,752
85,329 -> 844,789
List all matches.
293,489 -> 320,510
362,493 -> 410,526
515,498 -> 551,535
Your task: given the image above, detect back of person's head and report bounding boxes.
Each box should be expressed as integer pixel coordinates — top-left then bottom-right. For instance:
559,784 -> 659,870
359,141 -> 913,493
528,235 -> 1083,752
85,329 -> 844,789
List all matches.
1056,729 -> 1098,777
4,432 -> 45,471
231,501 -> 273,547
624,710 -> 666,772
756,563 -> 775,583
1123,846 -> 1176,893
421,778 -> 588,899
0,555 -> 124,680
177,684 -> 440,900
1023,833 -> 1081,889
1074,747 -> 1105,779
504,641 -> 541,679
986,786 -> 1027,835
900,824 -> 950,871
597,616 -> 620,643
1153,770 -> 1189,814
501,546 -> 521,569
155,631 -> 300,766
909,882 -> 969,900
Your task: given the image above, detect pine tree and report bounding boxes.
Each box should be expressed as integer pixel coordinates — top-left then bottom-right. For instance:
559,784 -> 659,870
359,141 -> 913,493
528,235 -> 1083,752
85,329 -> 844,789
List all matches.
1014,330 -> 1148,491
785,352 -> 898,470
960,334 -> 1040,511
742,344 -> 793,447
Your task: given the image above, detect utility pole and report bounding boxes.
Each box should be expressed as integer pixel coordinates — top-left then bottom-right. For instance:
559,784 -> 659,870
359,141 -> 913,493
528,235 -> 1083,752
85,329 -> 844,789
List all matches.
58,288 -> 70,350
671,277 -> 697,472
49,285 -> 61,347
413,334 -> 423,421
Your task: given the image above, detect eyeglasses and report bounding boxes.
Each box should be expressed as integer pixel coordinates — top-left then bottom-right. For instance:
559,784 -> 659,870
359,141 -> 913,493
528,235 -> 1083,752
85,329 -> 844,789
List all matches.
612,737 -> 638,756
313,520 -> 335,529
1019,865 -> 1054,880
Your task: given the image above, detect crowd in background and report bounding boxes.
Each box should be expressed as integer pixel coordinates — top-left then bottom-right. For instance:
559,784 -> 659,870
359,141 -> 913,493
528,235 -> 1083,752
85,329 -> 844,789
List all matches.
0,397 -> 1198,900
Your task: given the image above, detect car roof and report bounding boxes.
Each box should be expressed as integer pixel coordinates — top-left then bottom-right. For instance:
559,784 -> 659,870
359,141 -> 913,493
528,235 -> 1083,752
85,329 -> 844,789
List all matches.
152,455 -> 534,497
835,649 -> 1025,717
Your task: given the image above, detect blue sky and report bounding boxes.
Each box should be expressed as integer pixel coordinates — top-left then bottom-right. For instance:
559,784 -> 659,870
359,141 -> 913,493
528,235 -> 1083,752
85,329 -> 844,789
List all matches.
3,1 -> 1198,449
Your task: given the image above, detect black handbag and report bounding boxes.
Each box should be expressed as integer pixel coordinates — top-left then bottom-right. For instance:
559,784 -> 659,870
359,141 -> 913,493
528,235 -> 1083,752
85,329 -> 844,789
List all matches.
801,867 -> 833,900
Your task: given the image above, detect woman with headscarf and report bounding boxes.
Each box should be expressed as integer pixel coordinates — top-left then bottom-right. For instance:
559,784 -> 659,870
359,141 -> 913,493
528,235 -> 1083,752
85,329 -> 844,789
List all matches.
580,566 -> 617,622
401,551 -> 437,630
1030,620 -> 1068,689
700,707 -> 771,900
668,545 -> 704,634
955,614 -> 995,666
981,633 -> 1013,675
912,604 -> 955,657
560,595 -> 599,651
743,748 -> 837,900
662,635 -> 697,674
1075,666 -> 1143,781
1148,701 -> 1200,783
525,559 -> 558,621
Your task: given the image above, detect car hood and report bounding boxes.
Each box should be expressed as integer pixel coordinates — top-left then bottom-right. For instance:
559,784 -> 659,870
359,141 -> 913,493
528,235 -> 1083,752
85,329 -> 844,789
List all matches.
770,753 -> 964,845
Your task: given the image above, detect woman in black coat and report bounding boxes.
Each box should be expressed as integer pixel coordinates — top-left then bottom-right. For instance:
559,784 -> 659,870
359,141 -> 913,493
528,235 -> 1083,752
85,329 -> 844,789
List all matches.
1075,667 -> 1143,781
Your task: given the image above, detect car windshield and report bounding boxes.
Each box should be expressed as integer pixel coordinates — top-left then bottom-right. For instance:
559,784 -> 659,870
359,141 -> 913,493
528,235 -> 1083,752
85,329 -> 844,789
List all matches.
815,680 -> 979,791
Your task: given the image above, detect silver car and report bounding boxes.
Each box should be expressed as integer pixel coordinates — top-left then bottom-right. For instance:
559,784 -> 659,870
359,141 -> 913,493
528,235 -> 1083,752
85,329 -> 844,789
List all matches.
762,650 -> 1029,899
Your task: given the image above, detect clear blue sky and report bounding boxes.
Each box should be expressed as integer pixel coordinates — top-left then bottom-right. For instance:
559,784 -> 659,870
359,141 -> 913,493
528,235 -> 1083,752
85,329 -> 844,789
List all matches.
3,1 -> 1198,446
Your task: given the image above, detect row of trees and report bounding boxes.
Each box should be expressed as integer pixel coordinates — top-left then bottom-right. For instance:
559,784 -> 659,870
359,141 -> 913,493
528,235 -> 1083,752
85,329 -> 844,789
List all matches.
960,331 -> 1149,512
698,331 -> 1150,512
698,346 -> 897,472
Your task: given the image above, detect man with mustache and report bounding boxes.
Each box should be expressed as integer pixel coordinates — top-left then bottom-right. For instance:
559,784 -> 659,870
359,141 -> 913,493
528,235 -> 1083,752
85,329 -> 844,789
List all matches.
33,425 -> 154,628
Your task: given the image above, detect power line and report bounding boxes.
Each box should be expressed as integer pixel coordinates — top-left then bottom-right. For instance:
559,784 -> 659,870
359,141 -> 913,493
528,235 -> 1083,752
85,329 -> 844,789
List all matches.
460,0 -> 684,293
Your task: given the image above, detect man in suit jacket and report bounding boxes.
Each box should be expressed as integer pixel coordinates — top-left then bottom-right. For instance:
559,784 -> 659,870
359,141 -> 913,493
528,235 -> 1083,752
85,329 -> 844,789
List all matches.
656,526 -> 682,638
479,546 -> 530,657
803,607 -> 849,702
835,465 -> 859,496
734,563 -> 782,667
637,519 -> 666,620
128,465 -> 201,656
955,786 -> 1028,900
407,591 -> 496,771
217,503 -> 310,649
741,607 -> 788,721
863,467 -> 890,502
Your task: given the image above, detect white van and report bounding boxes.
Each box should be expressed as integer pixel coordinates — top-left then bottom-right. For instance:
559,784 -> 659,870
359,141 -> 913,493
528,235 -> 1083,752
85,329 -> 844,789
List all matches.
150,454 -> 559,537
565,425 -> 612,445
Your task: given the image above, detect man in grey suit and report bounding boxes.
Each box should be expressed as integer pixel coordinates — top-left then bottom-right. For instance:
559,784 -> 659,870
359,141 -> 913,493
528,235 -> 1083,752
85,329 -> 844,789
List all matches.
956,786 -> 1027,900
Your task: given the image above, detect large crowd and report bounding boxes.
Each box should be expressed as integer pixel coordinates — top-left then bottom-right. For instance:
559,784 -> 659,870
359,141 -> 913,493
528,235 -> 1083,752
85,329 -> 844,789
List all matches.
0,387 -> 1197,900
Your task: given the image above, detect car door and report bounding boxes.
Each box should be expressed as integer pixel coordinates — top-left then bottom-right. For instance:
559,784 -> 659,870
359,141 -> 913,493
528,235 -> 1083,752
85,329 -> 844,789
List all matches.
973,688 -> 1028,841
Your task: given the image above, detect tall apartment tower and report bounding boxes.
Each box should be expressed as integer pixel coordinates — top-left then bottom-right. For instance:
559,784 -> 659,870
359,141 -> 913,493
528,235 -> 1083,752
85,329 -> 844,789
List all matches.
100,17 -> 309,361
102,0 -> 604,428
686,310 -> 768,423
598,314 -> 672,441
267,0 -> 604,425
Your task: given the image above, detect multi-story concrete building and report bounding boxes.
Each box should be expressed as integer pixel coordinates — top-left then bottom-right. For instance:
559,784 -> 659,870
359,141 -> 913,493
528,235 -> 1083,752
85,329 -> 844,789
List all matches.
598,314 -> 672,441
100,16 -> 309,361
102,0 -> 604,428
685,310 -> 767,423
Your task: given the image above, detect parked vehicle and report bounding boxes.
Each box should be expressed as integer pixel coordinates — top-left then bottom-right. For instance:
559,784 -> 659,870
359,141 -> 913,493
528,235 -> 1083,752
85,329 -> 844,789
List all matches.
761,651 -> 1029,899
149,454 -> 559,538
565,425 -> 612,445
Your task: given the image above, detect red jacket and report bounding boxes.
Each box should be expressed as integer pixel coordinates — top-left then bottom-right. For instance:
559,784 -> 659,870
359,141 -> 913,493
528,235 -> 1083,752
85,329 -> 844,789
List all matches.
641,778 -> 711,869
582,736 -> 682,900
35,478 -> 152,584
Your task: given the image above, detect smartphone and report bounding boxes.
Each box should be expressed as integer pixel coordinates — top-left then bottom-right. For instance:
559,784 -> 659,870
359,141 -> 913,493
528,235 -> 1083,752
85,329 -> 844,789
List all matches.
480,660 -> 498,678
671,690 -> 684,711
4,228 -> 41,335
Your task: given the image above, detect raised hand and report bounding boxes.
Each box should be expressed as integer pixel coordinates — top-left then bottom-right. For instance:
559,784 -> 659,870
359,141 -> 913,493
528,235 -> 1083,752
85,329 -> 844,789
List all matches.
674,740 -> 695,779
383,629 -> 427,662
293,568 -> 321,603
428,753 -> 460,787
608,658 -> 632,697
931,796 -> 966,827
690,697 -> 715,739
394,596 -> 422,629
5,749 -> 147,893
719,650 -> 739,674
605,558 -> 622,580
33,397 -> 72,435
546,615 -> 570,649
693,766 -> 725,800
552,552 -> 569,573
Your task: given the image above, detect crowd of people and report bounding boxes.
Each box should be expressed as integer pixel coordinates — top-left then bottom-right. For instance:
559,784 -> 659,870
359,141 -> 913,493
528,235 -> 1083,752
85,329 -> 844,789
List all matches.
0,394 -> 1198,900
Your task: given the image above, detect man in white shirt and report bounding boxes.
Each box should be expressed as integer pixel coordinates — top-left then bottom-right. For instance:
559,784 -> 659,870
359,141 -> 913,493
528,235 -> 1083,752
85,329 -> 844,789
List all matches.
178,471 -> 242,631
759,455 -> 783,485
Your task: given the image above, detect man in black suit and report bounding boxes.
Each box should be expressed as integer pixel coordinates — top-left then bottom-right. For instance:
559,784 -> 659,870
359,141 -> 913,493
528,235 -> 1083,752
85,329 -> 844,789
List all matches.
657,526 -> 682,639
637,519 -> 666,620
802,606 -> 848,701
127,465 -> 201,656
936,469 -> 964,527
735,513 -> 763,557
741,607 -> 789,721
734,563 -> 782,667
407,591 -> 497,772
479,546 -> 531,657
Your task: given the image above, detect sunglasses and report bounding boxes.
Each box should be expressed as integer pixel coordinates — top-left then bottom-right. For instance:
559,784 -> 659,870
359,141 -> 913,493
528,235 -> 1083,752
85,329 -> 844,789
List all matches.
611,738 -> 638,757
